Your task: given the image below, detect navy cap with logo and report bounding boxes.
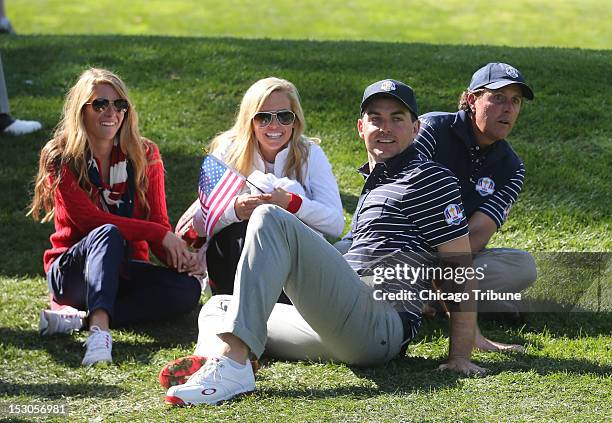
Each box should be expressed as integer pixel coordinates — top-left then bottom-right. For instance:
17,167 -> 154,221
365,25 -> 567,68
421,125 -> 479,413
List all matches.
361,79 -> 418,116
468,63 -> 534,100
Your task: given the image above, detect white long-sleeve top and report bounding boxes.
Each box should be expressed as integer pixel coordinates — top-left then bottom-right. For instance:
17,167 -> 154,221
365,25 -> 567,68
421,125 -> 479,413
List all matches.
193,138 -> 344,238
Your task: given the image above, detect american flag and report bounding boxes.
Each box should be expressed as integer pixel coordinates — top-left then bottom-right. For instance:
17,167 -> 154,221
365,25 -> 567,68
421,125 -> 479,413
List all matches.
198,155 -> 246,237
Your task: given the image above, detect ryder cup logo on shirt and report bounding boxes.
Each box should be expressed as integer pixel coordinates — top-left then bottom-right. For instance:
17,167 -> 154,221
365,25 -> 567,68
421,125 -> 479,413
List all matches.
505,65 -> 519,78
444,204 -> 464,226
475,177 -> 495,196
380,80 -> 396,91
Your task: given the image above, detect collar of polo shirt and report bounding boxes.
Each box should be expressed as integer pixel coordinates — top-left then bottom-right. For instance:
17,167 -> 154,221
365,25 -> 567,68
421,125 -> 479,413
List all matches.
358,143 -> 419,177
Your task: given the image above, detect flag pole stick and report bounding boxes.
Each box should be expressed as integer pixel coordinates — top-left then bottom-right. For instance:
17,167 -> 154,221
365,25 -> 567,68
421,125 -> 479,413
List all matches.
205,154 -> 266,193
246,178 -> 266,194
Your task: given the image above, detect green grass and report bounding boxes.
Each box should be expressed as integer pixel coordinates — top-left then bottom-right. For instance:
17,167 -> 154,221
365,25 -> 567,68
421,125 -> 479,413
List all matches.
8,0 -> 612,50
0,17 -> 611,423
1,36 -> 610,261
1,276 -> 611,422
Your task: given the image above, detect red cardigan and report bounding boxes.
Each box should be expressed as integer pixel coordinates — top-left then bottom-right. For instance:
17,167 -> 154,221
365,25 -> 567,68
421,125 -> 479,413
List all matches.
43,141 -> 171,273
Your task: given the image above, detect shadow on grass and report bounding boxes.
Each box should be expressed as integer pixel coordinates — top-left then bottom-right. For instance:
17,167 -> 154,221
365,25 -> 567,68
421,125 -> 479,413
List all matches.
0,305 -> 201,367
420,310 -> 612,345
0,380 -> 125,399
481,355 -> 612,377
522,312 -> 612,339
255,356 -> 461,400
425,306 -> 612,340
1,36 -> 611,277
257,352 -> 610,401
0,327 -> 189,367
249,316 -> 611,403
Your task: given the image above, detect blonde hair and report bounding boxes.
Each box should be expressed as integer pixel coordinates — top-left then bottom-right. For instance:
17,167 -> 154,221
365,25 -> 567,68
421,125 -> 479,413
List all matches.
29,68 -> 152,222
209,77 -> 317,184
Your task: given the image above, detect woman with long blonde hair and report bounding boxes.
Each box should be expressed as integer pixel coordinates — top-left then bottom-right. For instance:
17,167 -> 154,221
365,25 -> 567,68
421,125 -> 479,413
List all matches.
29,68 -> 201,366
190,77 -> 344,301
159,76 -> 343,389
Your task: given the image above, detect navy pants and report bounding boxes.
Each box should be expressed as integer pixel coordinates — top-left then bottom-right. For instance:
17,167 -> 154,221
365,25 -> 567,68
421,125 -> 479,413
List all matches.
46,224 -> 202,328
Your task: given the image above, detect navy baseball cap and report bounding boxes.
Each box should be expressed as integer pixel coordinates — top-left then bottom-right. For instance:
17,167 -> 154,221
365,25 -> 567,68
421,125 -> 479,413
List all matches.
361,79 -> 418,116
468,63 -> 534,100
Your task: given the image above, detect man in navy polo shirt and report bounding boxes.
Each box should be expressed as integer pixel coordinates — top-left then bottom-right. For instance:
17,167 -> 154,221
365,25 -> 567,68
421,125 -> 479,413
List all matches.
165,79 -> 499,406
414,63 -> 537,349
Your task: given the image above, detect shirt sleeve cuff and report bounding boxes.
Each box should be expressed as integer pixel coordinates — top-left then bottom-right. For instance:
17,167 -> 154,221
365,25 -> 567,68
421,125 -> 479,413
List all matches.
477,205 -> 503,229
286,193 -> 303,214
223,197 -> 240,221
193,207 -> 207,235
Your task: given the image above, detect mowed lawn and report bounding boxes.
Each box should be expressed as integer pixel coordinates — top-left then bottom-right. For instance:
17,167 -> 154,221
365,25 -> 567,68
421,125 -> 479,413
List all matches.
0,6 -> 611,422
8,0 -> 612,50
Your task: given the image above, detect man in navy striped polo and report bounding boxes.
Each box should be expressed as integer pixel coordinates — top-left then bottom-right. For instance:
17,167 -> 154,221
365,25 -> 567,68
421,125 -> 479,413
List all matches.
165,79 -> 494,407
414,63 -> 537,349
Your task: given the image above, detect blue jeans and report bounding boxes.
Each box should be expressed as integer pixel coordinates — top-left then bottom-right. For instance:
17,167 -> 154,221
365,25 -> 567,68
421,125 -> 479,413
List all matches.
46,224 -> 201,327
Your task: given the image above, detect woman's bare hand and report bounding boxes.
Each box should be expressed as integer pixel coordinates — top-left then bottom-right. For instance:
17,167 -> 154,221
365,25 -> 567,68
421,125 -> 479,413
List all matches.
183,250 -> 207,277
263,187 -> 292,209
162,231 -> 190,271
234,193 -> 267,220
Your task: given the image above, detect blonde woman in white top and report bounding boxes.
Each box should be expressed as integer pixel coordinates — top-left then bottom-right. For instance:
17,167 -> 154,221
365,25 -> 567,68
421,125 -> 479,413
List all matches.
192,77 -> 343,300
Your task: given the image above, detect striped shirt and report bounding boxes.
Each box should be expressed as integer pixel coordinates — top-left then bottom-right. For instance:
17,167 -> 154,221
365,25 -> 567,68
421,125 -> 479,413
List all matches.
344,145 -> 469,326
415,110 -> 525,228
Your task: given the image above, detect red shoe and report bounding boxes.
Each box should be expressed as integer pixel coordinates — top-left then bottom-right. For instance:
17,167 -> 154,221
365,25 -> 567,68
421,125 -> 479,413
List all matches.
159,355 -> 260,389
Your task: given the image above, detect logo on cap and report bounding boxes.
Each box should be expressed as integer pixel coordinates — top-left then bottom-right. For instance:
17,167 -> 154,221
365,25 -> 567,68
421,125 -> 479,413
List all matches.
475,177 -> 495,196
444,204 -> 464,225
504,65 -> 519,79
380,80 -> 396,91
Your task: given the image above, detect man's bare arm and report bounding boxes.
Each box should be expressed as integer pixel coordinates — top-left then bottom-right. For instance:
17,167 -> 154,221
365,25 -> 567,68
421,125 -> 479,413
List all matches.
467,211 -> 497,252
436,234 -> 486,375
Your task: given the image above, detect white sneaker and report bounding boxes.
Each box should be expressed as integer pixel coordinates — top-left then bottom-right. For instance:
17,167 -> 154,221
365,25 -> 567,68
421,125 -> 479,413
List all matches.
82,326 -> 112,366
165,356 -> 255,406
3,119 -> 42,135
39,307 -> 85,336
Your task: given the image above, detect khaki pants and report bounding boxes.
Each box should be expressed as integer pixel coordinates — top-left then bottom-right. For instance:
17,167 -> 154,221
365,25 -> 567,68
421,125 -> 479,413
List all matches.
474,248 -> 537,313
334,242 -> 536,314
195,205 -> 404,367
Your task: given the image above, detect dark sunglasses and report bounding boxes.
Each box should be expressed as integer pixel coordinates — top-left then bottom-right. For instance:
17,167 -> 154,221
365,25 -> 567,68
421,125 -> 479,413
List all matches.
85,98 -> 130,113
252,110 -> 296,127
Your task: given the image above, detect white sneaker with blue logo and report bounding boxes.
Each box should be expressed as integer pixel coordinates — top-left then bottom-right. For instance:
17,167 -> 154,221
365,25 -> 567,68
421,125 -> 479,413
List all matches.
165,356 -> 255,406
82,326 -> 112,366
